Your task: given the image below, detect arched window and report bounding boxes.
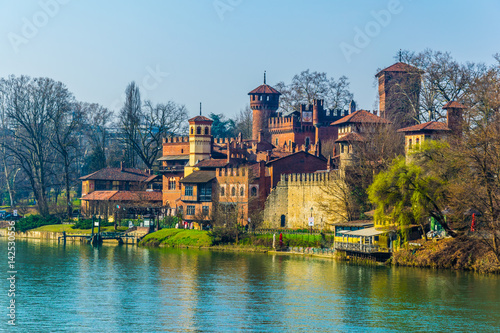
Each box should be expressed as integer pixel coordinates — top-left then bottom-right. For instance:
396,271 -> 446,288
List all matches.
408,139 -> 413,149
280,215 -> 286,228
231,186 -> 236,197
251,186 -> 257,197
196,126 -> 201,135
204,127 -> 209,135
190,127 -> 194,135
240,186 -> 244,197
220,186 -> 225,196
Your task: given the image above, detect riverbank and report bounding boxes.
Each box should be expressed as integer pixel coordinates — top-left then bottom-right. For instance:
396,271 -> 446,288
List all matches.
392,236 -> 500,274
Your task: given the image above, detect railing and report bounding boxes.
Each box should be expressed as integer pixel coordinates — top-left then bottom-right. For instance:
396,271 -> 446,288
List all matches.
334,242 -> 380,253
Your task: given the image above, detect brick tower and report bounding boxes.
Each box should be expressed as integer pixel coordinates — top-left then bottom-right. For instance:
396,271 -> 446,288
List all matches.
248,72 -> 281,142
185,115 -> 213,176
443,101 -> 466,138
376,62 -> 422,128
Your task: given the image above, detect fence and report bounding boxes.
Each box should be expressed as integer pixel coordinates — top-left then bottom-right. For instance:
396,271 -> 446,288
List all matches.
334,242 -> 379,253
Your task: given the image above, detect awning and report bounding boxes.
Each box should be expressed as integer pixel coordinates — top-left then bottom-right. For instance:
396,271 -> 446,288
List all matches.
344,227 -> 386,237
157,155 -> 189,161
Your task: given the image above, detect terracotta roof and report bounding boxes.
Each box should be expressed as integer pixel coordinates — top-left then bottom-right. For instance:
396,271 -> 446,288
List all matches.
442,101 -> 466,109
110,191 -> 162,202
80,191 -> 117,201
336,132 -> 366,143
376,62 -> 422,77
266,150 -> 326,165
143,174 -> 160,183
331,110 -> 391,126
248,84 -> 281,95
188,115 -> 213,123
397,121 -> 451,133
179,171 -> 216,184
79,168 -> 150,182
80,191 -> 162,202
194,159 -> 229,168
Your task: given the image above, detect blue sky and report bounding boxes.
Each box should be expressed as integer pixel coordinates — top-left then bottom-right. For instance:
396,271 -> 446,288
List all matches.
1,0 -> 499,118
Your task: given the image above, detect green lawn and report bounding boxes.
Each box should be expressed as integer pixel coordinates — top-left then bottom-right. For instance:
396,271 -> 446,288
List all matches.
140,229 -> 213,247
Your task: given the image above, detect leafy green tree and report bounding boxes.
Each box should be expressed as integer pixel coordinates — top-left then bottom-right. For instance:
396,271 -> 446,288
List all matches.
209,113 -> 235,138
368,153 -> 456,239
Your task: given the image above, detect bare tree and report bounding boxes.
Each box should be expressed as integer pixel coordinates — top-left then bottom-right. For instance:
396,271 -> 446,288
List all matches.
120,81 -> 142,168
79,102 -> 114,172
275,69 -> 353,114
50,101 -> 82,219
0,75 -> 73,216
232,105 -> 252,139
120,82 -> 188,169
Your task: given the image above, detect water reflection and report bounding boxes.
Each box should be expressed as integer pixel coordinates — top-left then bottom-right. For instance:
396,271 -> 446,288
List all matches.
1,239 -> 499,332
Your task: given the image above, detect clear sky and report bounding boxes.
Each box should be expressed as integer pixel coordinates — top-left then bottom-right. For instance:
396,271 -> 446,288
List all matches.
1,0 -> 499,119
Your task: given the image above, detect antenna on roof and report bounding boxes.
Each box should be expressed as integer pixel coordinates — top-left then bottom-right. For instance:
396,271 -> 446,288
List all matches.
200,102 -> 202,116
264,71 -> 266,84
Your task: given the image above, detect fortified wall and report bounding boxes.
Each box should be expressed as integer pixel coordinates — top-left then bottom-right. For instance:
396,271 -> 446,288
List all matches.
263,171 -> 344,230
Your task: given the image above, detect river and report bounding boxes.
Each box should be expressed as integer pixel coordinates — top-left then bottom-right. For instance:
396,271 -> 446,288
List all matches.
1,238 -> 499,332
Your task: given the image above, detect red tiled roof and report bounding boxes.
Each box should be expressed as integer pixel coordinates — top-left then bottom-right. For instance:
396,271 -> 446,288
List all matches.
248,84 -> 281,95
331,110 -> 391,126
442,101 -> 466,109
336,132 -> 366,143
376,62 -> 422,77
188,115 -> 213,123
194,159 -> 229,168
80,191 -> 117,201
397,121 -> 451,133
80,191 -> 162,202
266,150 -> 326,165
143,174 -> 160,183
79,168 -> 151,181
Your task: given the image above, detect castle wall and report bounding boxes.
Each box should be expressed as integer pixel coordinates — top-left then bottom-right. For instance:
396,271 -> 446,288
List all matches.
263,172 -> 344,230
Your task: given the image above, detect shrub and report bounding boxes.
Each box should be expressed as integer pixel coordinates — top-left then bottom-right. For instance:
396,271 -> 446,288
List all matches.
16,215 -> 61,232
72,219 -> 93,230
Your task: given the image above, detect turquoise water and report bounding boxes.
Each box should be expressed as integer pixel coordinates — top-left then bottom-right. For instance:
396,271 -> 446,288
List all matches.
1,238 -> 499,332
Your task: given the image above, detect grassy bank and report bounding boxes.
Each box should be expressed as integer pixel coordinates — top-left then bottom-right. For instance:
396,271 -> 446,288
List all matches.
392,236 -> 500,274
140,229 -> 213,247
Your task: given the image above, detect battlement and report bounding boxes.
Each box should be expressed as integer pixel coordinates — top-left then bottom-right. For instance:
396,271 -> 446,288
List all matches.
213,137 -> 238,144
163,136 -> 189,143
279,172 -> 332,184
216,166 -> 248,178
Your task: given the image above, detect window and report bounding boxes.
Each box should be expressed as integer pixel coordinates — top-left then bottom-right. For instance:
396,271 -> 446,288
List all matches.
169,179 -> 176,190
199,184 -> 212,201
190,127 -> 194,135
186,205 -> 195,215
177,206 -> 183,215
251,186 -> 258,197
408,139 -> 413,149
240,186 -> 245,197
185,185 -> 193,196
289,140 -> 292,148
220,186 -> 225,196
416,138 -> 420,147
275,138 -> 279,146
181,149 -> 184,153
95,180 -> 111,191
231,186 -> 236,197
204,127 -> 209,135
202,206 -> 209,216
341,144 -> 344,154
196,126 -> 201,134
305,137 -> 310,147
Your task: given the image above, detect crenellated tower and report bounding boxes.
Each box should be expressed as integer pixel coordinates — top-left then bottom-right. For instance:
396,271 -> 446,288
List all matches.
249,72 -> 281,142
185,115 -> 213,176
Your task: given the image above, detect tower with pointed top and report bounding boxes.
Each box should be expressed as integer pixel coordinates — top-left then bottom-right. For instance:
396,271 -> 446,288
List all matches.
248,72 -> 281,142
185,115 -> 213,176
376,62 -> 422,128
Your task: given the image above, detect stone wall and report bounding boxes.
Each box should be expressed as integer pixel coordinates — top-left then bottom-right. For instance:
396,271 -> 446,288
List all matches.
263,171 -> 345,230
